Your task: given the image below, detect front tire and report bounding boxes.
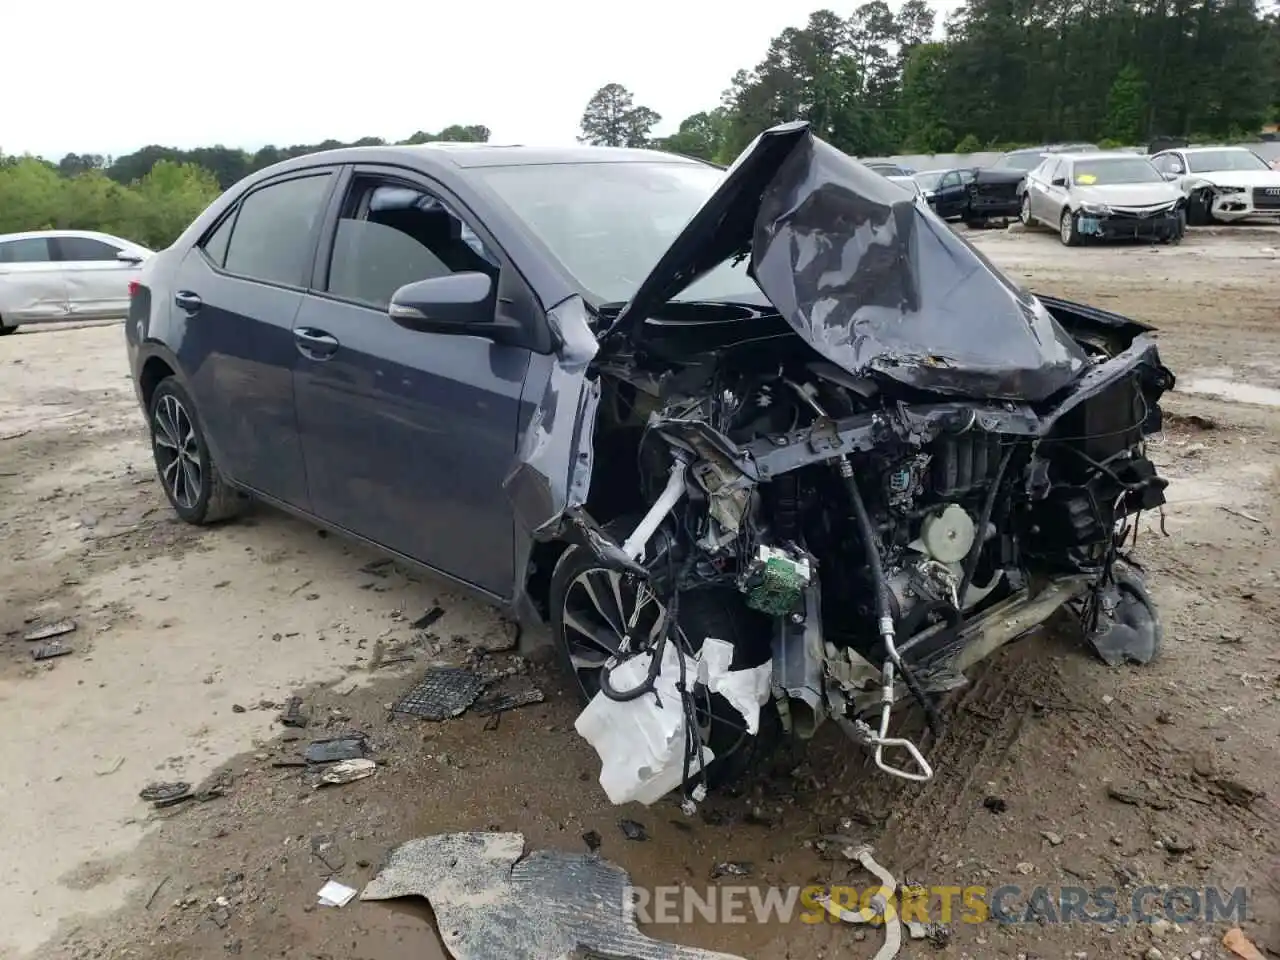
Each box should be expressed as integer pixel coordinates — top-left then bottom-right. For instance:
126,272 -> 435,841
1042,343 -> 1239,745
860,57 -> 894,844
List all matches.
148,377 -> 243,525
1019,194 -> 1033,226
549,521 -> 776,790
1059,208 -> 1082,246
0,319 -> 17,336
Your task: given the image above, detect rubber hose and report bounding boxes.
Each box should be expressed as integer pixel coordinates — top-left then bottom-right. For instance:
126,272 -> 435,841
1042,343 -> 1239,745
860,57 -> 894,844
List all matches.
842,469 -> 943,734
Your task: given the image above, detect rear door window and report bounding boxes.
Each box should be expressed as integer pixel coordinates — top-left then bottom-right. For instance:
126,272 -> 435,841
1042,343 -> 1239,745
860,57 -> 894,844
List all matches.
0,237 -> 53,263
54,236 -> 122,261
221,173 -> 333,287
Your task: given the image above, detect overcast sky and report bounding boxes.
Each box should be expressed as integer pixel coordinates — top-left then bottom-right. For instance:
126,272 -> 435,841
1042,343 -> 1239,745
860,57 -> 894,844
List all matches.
6,0 -> 963,160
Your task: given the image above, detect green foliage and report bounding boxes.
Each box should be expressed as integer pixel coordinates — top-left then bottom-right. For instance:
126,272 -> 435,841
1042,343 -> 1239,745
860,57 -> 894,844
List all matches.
954,134 -> 982,154
1102,66 -> 1148,145
579,84 -> 663,147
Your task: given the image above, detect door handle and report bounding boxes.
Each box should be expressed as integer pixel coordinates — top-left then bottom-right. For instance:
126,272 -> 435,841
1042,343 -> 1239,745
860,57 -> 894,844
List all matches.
294,327 -> 340,359
174,290 -> 202,312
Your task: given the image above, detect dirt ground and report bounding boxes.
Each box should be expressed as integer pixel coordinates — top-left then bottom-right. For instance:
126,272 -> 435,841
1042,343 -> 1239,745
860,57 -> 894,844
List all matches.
2,225 -> 1279,960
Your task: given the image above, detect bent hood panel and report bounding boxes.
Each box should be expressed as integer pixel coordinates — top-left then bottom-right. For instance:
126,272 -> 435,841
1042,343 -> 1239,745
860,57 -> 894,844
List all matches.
614,123 -> 1090,403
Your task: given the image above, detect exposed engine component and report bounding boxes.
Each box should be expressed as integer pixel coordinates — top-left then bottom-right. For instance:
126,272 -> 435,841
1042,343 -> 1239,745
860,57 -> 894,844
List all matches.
740,545 -> 812,617
915,504 -> 976,564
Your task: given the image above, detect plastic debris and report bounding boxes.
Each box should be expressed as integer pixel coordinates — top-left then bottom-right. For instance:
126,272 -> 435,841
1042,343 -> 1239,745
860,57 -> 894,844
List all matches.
317,880 -> 358,908
410,606 -> 445,630
22,619 -> 77,642
32,641 -> 73,660
317,758 -> 376,787
305,734 -> 369,764
709,862 -> 753,879
472,688 -> 544,716
278,696 -> 308,728
1223,927 -> 1266,960
360,831 -> 745,960
139,781 -> 193,808
618,819 -> 648,841
392,667 -> 487,721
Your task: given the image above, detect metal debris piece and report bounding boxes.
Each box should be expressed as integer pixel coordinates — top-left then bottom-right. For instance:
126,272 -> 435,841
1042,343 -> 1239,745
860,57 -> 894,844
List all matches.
32,641 -> 73,660
410,606 -> 445,630
22,619 -> 77,642
814,845 -> 902,960
311,835 -> 347,872
618,819 -> 649,842
279,696 -> 308,728
472,688 -> 544,716
139,781 -> 193,808
582,830 -> 602,854
317,758 -> 376,787
709,862 -> 752,880
392,668 -> 487,721
305,734 -> 369,764
360,832 -> 745,960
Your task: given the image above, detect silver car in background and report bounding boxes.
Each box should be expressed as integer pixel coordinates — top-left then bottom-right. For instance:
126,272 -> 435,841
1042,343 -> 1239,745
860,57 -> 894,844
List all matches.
1019,153 -> 1184,246
0,230 -> 152,334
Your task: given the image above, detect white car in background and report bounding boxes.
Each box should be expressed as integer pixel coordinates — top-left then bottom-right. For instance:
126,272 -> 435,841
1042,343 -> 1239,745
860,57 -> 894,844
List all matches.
886,174 -> 926,198
1149,146 -> 1280,224
0,230 -> 152,335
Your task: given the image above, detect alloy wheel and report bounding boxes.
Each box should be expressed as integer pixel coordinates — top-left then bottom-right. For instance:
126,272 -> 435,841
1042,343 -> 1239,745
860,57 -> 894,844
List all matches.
1060,211 -> 1074,244
1020,195 -> 1032,226
152,394 -> 203,510
561,567 -> 713,736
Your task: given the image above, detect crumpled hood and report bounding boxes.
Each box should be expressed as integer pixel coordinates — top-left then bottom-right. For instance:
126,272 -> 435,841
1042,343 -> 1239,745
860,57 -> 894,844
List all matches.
610,122 -> 1089,403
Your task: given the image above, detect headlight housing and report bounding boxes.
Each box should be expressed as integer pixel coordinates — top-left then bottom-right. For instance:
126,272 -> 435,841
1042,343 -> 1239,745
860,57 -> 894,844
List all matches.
1080,202 -> 1112,215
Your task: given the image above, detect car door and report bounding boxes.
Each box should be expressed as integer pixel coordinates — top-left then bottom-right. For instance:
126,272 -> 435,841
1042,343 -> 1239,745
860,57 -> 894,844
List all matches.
933,172 -> 964,219
1024,159 -> 1050,220
52,235 -> 139,320
1038,159 -> 1070,219
168,168 -> 338,509
291,166 -> 534,597
0,236 -> 69,323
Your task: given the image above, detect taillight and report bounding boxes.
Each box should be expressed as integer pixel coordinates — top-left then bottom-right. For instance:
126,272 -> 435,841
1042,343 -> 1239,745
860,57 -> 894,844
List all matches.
128,281 -> 141,298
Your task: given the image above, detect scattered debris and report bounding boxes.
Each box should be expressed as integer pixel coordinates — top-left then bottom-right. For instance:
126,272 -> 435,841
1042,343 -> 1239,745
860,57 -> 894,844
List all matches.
618,819 -> 649,842
392,668 -> 488,721
906,920 -> 951,946
194,770 -> 233,802
472,688 -> 544,716
317,880 -> 358,908
311,835 -> 347,872
1218,505 -> 1264,525
95,756 -> 125,777
582,830 -> 602,854
144,876 -> 170,909
410,606 -> 445,630
1041,830 -> 1064,846
359,557 -> 394,577
317,758 -> 376,787
278,696 -> 308,728
360,832 -> 745,960
31,641 -> 74,660
1212,776 -> 1264,807
139,781 -> 193,808
22,618 -> 77,642
983,795 -> 1007,814
709,861 -> 752,879
305,734 -> 369,764
1223,927 -> 1266,960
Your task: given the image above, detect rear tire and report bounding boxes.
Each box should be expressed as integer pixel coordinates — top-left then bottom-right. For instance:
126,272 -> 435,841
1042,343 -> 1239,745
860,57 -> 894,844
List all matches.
1019,194 -> 1033,226
549,518 -> 777,791
0,319 -> 17,335
148,377 -> 244,525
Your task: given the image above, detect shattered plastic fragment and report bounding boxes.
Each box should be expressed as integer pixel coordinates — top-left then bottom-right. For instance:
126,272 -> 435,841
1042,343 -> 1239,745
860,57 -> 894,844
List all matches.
698,639 -> 772,735
305,734 -> 369,764
31,641 -> 73,660
360,832 -> 745,960
317,758 -> 376,787
317,880 -> 357,908
392,668 -> 488,720
22,619 -> 77,642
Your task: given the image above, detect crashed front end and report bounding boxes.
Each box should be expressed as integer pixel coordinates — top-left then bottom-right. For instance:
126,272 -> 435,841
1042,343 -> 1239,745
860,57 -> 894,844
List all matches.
504,122 -> 1175,803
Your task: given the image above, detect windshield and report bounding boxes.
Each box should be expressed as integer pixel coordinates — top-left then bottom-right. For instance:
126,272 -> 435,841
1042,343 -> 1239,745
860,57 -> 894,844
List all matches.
474,161 -> 752,304
1072,157 -> 1163,185
913,170 -> 945,190
998,152 -> 1045,171
1186,149 -> 1270,173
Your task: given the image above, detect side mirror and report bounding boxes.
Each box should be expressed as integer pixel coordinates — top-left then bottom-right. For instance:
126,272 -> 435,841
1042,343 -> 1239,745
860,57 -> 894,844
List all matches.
1051,177 -> 1067,187
116,250 -> 145,264
1161,171 -> 1180,181
389,272 -> 503,337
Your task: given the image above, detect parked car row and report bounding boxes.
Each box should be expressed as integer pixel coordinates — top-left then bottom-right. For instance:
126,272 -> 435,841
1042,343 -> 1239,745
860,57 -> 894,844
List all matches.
0,230 -> 152,334
873,142 -> 1280,245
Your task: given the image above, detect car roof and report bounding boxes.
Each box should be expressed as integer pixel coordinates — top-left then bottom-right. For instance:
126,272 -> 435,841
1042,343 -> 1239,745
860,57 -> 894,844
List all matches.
1177,145 -> 1254,153
0,228 -> 144,245
268,142 -> 707,174
1056,151 -> 1150,162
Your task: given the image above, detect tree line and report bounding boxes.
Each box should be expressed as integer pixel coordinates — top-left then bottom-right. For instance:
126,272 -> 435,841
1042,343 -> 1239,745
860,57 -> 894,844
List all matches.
5,0 -> 1278,249
581,0 -> 1280,161
0,125 -> 492,250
